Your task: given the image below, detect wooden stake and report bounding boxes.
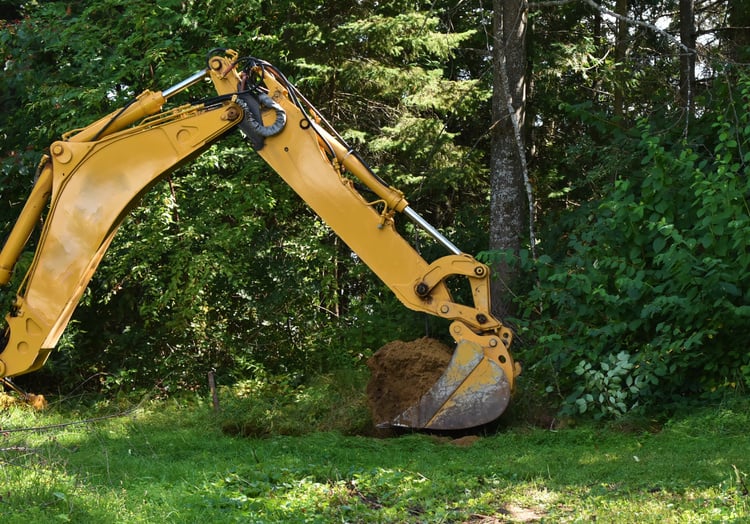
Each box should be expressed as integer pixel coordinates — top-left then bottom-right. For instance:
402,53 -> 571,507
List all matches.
208,371 -> 220,413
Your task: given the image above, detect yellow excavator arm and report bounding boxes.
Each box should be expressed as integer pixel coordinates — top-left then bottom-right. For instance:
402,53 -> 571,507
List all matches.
0,50 -> 519,430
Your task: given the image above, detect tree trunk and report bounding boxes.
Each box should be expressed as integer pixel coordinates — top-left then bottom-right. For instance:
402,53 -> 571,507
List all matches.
613,0 -> 628,120
727,0 -> 750,65
490,0 -> 527,319
679,0 -> 696,116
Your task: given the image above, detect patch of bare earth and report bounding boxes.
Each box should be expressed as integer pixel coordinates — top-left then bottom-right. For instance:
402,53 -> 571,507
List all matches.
465,504 -> 546,523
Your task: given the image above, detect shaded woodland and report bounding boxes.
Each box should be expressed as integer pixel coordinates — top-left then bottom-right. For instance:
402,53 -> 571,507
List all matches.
1,0 -> 748,417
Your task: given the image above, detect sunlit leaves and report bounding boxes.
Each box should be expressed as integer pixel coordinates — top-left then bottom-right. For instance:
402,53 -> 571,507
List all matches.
3,0 -> 482,391
514,73 -> 750,416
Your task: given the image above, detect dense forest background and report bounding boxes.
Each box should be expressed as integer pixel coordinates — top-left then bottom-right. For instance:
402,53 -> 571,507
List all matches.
1,0 -> 748,419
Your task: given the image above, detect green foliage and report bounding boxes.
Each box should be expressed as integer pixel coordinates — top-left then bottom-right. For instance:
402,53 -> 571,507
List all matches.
2,0 -> 480,393
1,397 -> 750,522
217,369 -> 372,437
505,74 -> 750,417
4,0 -> 749,430
572,351 -> 634,417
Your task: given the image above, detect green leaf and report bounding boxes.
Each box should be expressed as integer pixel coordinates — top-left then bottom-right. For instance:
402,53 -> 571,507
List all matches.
653,236 -> 666,254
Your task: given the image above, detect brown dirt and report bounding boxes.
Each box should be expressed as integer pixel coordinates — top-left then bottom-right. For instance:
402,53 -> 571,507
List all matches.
365,337 -> 453,426
0,392 -> 47,410
449,435 -> 481,447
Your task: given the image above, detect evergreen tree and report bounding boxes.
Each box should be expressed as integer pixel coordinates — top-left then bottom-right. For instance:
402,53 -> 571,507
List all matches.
0,0 -> 490,390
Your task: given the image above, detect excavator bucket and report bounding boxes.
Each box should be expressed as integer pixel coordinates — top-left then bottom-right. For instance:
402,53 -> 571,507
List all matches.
387,339 -> 511,430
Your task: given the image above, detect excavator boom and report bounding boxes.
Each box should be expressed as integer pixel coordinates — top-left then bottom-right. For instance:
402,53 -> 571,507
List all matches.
0,50 -> 519,429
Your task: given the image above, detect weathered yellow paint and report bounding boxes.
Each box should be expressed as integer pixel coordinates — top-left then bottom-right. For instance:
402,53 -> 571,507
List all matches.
0,51 -> 518,429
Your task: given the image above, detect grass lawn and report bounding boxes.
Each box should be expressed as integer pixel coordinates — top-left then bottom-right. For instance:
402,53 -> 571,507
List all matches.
1,393 -> 748,523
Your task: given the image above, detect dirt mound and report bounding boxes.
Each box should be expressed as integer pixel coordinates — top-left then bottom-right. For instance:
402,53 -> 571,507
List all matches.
365,337 -> 453,426
0,392 -> 47,410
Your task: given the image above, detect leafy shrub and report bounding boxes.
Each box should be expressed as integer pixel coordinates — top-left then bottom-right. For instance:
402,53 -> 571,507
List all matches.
491,74 -> 750,417
565,350 -> 661,419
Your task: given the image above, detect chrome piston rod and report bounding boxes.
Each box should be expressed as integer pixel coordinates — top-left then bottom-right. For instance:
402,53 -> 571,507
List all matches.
163,68 -> 209,99
403,206 -> 462,256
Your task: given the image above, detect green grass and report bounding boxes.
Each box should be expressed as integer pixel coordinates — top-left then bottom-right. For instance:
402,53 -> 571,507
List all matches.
1,391 -> 749,523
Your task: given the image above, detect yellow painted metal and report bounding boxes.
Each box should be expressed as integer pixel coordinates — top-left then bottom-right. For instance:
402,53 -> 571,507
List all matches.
314,125 -> 409,214
0,51 -> 249,378
0,98 -> 242,377
243,64 -> 519,427
0,50 -> 519,429
62,90 -> 167,143
250,69 -> 456,313
0,160 -> 53,286
390,339 -> 512,430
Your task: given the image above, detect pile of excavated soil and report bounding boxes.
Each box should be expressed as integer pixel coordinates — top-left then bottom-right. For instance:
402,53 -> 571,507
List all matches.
365,337 -> 453,426
0,392 -> 47,410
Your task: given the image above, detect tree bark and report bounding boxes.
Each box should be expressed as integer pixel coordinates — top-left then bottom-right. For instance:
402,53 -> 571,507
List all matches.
490,0 -> 527,319
613,0 -> 628,120
679,0 -> 696,116
727,0 -> 750,65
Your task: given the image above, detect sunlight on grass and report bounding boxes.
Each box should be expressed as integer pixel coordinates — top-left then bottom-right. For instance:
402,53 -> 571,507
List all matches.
0,396 -> 748,522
